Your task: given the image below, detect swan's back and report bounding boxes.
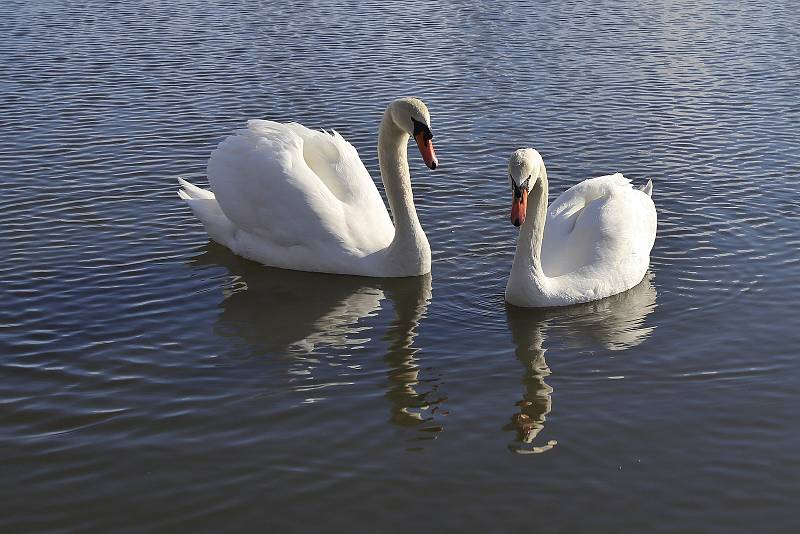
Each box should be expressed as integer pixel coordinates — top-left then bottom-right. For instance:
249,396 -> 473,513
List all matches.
207,120 -> 394,256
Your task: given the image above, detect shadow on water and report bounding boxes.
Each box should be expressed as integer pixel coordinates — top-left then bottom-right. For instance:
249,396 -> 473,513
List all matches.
504,273 -> 658,454
189,243 -> 442,436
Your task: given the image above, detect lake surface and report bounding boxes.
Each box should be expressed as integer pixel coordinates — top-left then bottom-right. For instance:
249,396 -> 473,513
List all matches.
2,0 -> 799,531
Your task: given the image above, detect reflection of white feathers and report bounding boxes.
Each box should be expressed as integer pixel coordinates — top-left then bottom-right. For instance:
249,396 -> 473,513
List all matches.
195,249 -> 436,418
194,245 -> 432,364
506,273 -> 658,453
290,288 -> 384,353
557,272 -> 658,351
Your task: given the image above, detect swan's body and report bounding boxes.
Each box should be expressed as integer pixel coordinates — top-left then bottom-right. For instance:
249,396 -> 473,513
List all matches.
178,98 -> 437,277
505,149 -> 657,307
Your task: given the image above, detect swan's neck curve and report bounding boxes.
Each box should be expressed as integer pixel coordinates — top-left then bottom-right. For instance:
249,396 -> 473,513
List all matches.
378,109 -> 431,274
507,168 -> 550,304
514,168 -> 549,279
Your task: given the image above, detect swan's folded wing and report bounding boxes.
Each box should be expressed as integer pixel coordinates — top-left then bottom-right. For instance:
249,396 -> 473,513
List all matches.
547,173 -> 631,221
207,120 -> 393,254
560,173 -> 656,258
281,122 -> 396,248
282,123 -> 381,205
543,173 -> 656,277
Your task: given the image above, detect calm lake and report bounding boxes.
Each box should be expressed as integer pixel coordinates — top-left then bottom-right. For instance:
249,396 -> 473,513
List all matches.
2,0 -> 799,531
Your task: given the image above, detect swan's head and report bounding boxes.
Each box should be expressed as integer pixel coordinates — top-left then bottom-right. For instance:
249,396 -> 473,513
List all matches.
390,97 -> 438,170
508,148 -> 544,227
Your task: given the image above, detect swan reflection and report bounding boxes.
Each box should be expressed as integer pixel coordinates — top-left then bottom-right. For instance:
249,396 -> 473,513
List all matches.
192,243 -> 385,354
379,277 -> 442,433
504,273 -> 658,454
190,243 -> 441,435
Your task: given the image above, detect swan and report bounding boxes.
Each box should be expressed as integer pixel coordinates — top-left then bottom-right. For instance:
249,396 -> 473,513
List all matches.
177,97 -> 438,277
505,148 -> 657,307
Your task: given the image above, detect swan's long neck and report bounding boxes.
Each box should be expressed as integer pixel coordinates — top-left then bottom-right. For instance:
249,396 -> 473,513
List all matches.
513,169 -> 549,281
378,109 -> 430,273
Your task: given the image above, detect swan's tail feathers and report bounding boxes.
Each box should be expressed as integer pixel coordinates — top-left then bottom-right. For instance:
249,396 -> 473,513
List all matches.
176,181 -> 236,246
177,177 -> 215,201
641,179 -> 653,197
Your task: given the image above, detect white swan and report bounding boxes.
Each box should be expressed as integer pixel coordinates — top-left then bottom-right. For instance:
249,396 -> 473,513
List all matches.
505,148 -> 657,307
177,97 -> 438,277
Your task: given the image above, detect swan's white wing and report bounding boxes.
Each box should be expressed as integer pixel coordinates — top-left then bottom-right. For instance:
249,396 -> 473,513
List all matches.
543,173 -> 656,279
280,122 -> 381,207
548,173 -> 631,218
207,120 -> 394,258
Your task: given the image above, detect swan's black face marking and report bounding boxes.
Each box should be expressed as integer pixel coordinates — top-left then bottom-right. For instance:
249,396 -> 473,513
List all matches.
511,174 -> 531,196
512,179 -> 523,200
411,118 -> 433,141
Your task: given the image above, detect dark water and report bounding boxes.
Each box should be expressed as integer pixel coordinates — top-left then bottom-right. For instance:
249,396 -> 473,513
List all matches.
2,0 -> 799,531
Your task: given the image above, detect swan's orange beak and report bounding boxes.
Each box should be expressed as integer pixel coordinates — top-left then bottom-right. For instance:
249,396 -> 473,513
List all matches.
511,187 -> 528,227
414,132 -> 438,170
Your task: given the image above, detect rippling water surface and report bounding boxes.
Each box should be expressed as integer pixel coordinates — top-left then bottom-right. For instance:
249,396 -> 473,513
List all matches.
2,0 -> 799,531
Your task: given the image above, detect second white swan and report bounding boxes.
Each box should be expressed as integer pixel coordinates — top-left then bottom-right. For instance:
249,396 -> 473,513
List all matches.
505,148 -> 657,307
178,97 -> 437,277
